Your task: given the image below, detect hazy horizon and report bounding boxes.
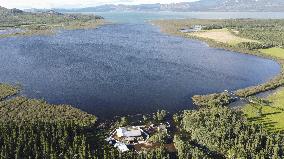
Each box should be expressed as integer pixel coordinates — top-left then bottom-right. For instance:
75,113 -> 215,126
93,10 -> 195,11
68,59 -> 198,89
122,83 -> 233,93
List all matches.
0,0 -> 198,9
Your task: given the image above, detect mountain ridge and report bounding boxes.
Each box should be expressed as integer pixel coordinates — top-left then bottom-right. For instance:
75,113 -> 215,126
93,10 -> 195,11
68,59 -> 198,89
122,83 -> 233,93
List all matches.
35,0 -> 284,12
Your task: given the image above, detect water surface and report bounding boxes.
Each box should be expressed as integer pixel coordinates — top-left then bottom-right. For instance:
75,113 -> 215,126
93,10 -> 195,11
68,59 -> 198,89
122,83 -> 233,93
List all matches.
0,23 -> 280,118
91,11 -> 284,23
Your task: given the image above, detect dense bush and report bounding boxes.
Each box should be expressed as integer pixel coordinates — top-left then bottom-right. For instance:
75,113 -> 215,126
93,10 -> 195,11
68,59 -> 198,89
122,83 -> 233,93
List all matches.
202,24 -> 223,30
238,28 -> 284,47
192,92 -> 233,107
177,106 -> 284,159
0,122 -> 91,158
236,42 -> 273,50
153,110 -> 168,122
0,97 -> 97,126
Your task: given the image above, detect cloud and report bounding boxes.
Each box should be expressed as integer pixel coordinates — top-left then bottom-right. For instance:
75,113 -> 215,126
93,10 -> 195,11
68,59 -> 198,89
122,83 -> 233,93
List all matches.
0,0 -> 198,9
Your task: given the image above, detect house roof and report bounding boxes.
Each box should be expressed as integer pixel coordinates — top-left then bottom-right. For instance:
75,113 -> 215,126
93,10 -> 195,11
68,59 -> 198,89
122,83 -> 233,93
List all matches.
117,127 -> 142,137
114,142 -> 129,152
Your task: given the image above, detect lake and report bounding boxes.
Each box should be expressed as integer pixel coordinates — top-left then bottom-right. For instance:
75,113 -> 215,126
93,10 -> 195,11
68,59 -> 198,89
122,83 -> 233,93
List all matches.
0,12 -> 282,118
90,11 -> 284,23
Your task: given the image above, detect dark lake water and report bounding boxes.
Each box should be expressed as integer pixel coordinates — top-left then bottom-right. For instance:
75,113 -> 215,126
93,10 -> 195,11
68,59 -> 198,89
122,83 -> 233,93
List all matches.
0,23 -> 280,118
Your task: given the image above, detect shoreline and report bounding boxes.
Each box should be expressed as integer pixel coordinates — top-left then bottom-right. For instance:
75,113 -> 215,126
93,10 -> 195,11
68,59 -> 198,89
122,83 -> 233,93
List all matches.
0,19 -> 106,39
0,20 -> 283,121
151,19 -> 284,107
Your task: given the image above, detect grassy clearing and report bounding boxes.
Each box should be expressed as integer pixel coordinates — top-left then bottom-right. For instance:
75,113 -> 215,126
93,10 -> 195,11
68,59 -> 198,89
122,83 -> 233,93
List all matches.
260,48 -> 284,59
188,28 -> 258,45
243,88 -> 284,132
0,84 -> 19,101
243,47 -> 284,132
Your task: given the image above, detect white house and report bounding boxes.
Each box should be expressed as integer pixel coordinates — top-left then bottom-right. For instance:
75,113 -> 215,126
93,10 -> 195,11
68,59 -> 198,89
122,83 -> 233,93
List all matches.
107,126 -> 152,153
116,127 -> 142,138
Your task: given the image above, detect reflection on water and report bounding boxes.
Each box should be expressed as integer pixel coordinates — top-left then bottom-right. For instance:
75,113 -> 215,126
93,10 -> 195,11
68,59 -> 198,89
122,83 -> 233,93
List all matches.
0,24 -> 280,118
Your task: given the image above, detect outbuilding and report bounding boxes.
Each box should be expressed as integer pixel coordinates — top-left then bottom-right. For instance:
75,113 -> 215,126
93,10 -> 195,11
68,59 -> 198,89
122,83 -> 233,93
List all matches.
114,142 -> 129,152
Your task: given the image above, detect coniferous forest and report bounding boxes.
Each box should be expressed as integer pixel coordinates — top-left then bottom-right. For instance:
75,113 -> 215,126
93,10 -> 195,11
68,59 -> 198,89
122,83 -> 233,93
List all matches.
0,7 -> 284,159
1,84 -> 284,158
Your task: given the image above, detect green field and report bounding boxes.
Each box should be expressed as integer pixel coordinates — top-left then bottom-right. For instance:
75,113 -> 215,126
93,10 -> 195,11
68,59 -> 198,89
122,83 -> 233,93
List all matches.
260,48 -> 284,59
243,48 -> 284,132
243,88 -> 284,132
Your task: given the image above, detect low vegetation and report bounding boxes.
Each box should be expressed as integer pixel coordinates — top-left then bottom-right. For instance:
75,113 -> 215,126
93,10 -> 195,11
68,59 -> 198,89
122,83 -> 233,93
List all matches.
0,84 -> 19,101
241,47 -> 284,132
0,6 -> 104,38
243,89 -> 284,132
0,83 -> 102,158
260,48 -> 284,59
192,92 -> 233,107
0,96 -> 97,125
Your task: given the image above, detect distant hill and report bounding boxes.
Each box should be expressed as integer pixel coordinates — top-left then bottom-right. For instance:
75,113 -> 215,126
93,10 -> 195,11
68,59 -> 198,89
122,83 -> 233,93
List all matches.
0,6 -> 24,15
0,6 -> 103,29
50,0 -> 284,12
0,6 -> 65,16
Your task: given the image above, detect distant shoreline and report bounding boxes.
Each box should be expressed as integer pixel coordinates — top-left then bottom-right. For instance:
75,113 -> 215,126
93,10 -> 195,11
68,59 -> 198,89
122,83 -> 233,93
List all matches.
0,19 -> 105,39
1,17 -> 283,119
0,7 -> 105,38
152,19 -> 284,107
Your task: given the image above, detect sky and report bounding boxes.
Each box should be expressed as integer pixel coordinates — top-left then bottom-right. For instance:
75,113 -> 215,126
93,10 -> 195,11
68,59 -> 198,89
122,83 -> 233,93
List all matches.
0,0 -> 199,9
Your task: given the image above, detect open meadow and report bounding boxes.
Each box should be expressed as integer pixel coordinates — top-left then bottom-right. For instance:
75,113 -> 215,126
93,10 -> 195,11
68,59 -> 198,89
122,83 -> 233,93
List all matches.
244,47 -> 284,132
188,28 -> 258,45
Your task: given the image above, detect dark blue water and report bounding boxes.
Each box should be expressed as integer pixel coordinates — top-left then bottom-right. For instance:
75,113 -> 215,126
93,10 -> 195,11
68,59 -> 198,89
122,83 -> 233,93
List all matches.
0,24 -> 280,118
